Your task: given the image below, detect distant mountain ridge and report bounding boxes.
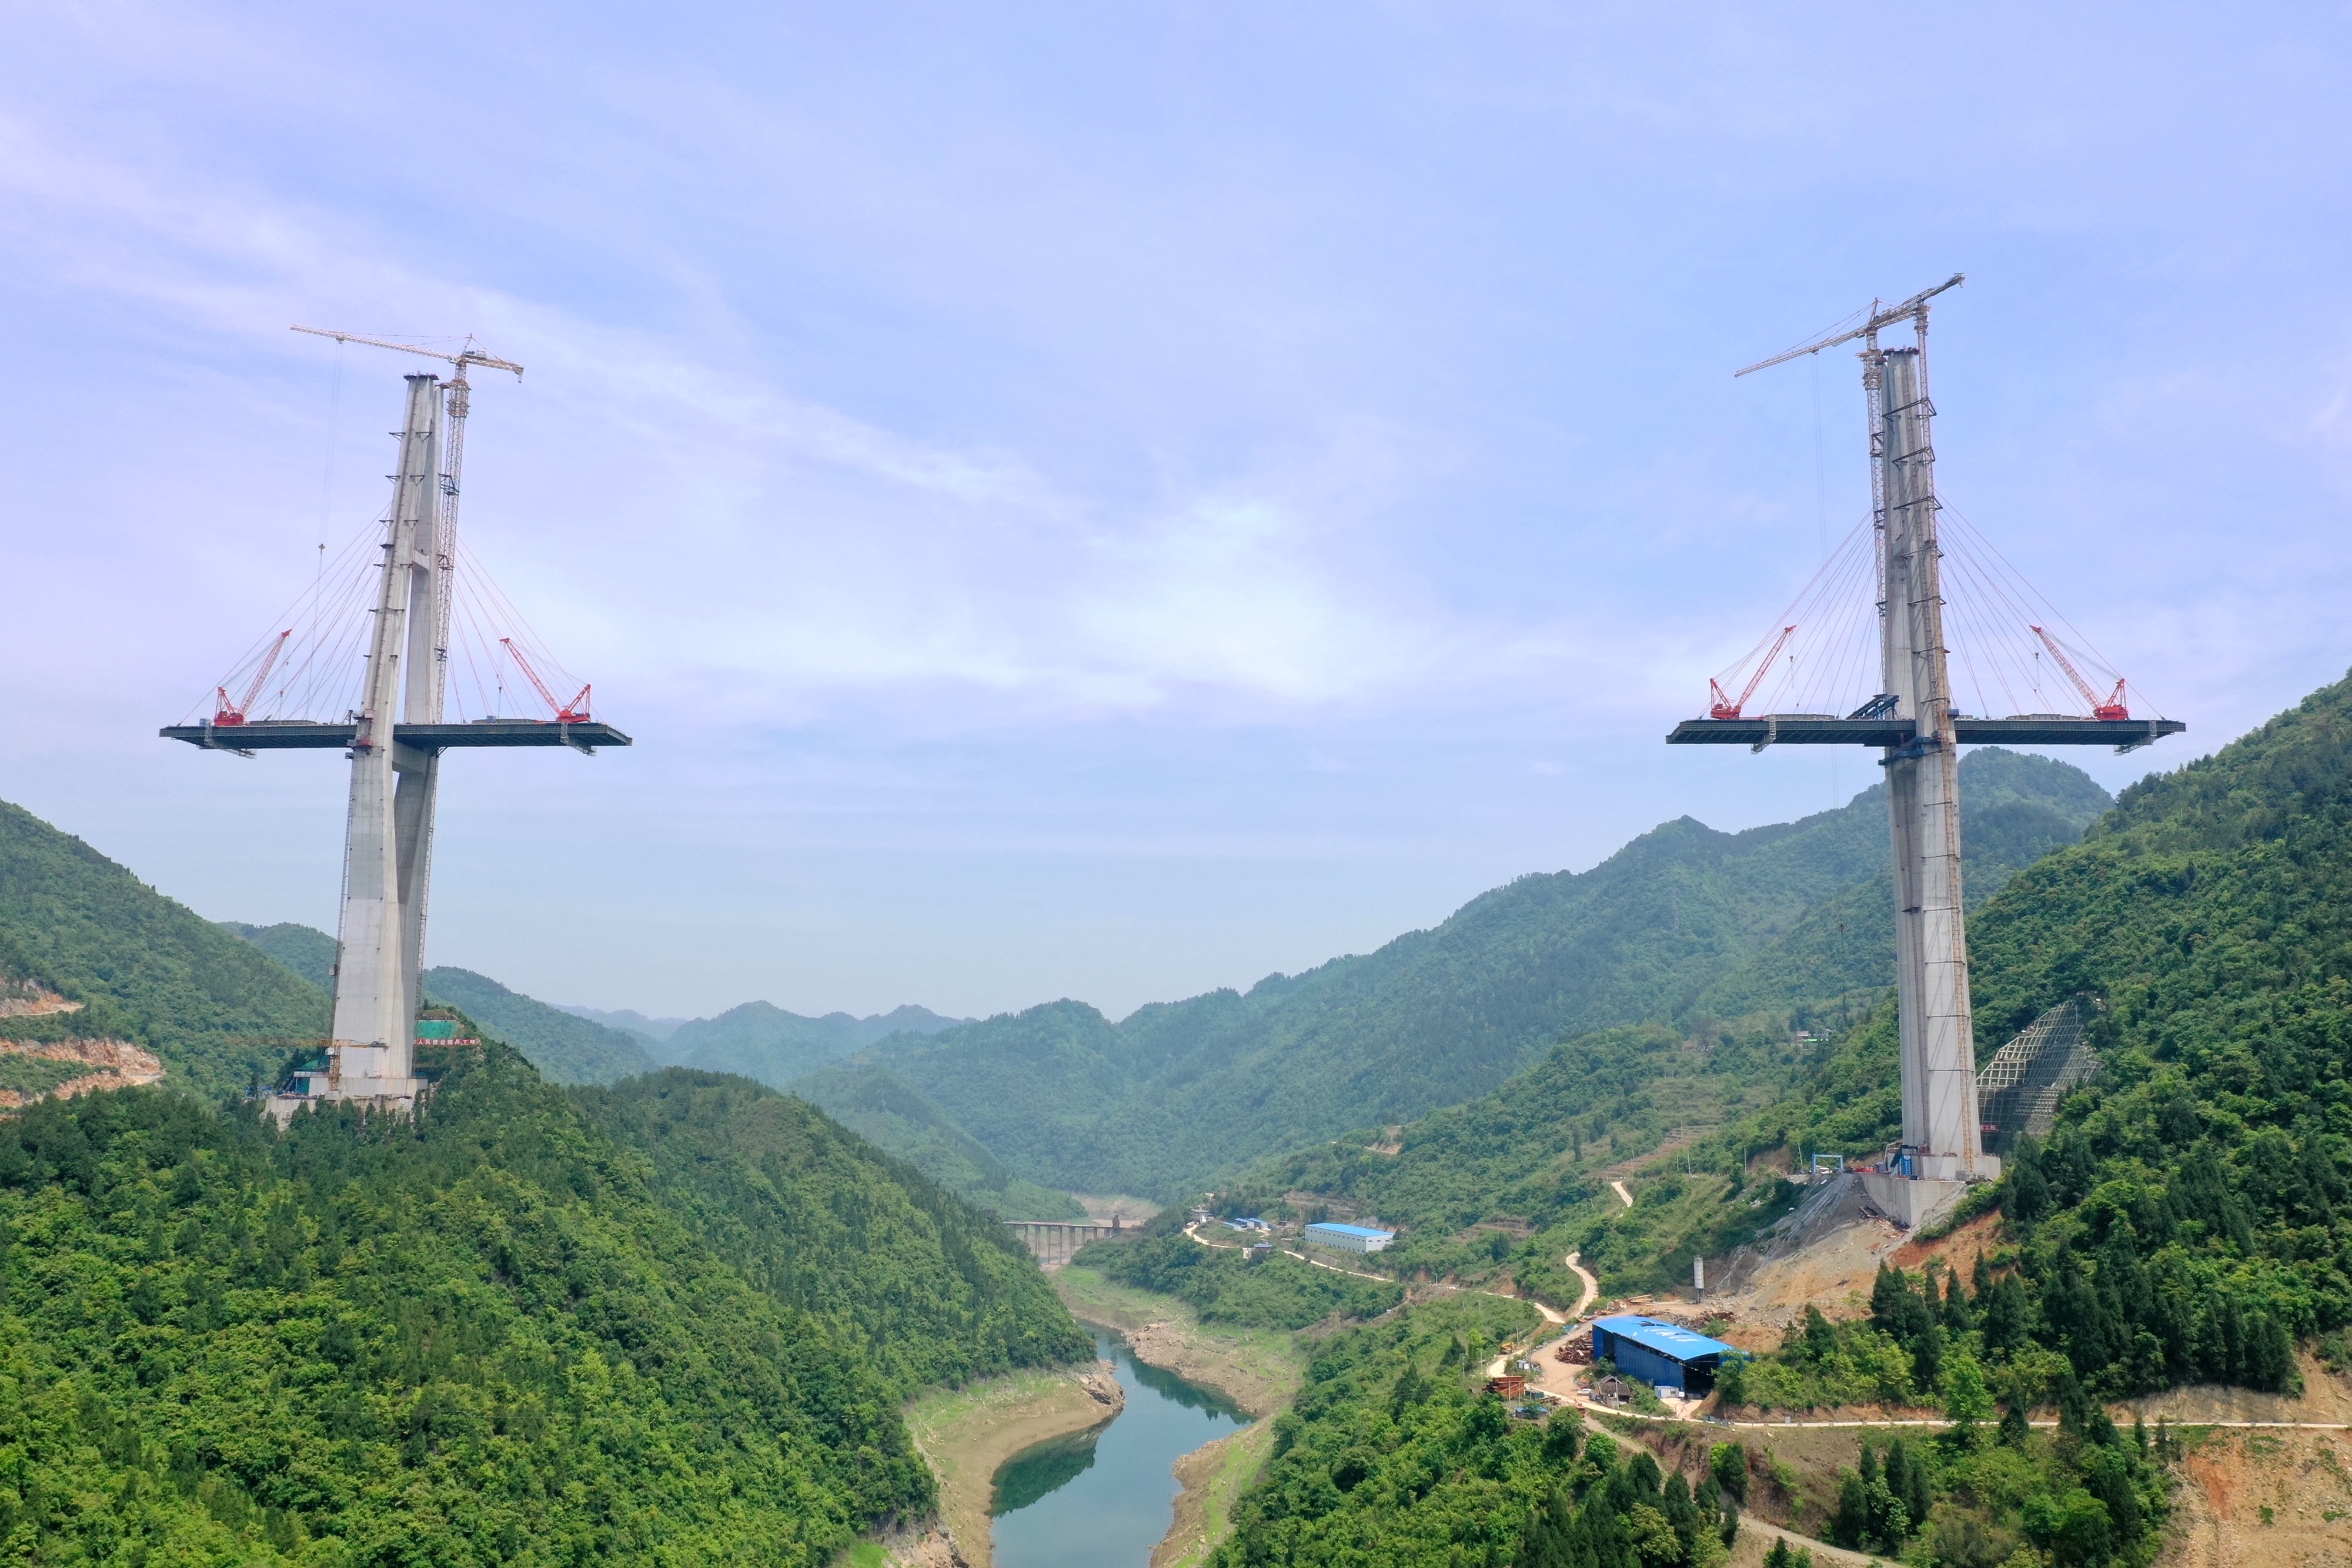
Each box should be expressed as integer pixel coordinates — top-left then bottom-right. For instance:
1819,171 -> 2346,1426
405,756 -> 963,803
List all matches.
421,967 -> 657,1084
848,748 -> 2113,1198
555,1002 -> 688,1043
663,999 -> 967,1082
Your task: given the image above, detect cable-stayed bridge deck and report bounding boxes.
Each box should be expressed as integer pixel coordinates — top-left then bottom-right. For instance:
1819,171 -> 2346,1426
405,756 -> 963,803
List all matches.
1666,714 -> 2184,752
162,720 -> 632,754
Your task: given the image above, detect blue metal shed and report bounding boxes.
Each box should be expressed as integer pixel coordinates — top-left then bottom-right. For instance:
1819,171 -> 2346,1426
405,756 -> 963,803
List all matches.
1588,1315 -> 1738,1394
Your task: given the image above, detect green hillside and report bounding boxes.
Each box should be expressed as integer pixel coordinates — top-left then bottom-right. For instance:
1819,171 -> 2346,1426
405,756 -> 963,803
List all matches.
423,966 -> 657,1084
218,922 -> 660,1085
789,1062 -> 1085,1219
1945,669 -> 2352,1394
1244,1021 -> 1809,1292
1361,669 -> 2352,1411
667,1001 -> 965,1081
574,1069 -> 1091,1393
863,750 -> 2108,1199
0,801 -> 327,1095
220,921 -> 336,992
0,1046 -> 934,1564
1689,670 -> 2352,1397
1073,1206 -> 1403,1329
1693,749 -> 2110,1021
1205,1283 -> 2164,1568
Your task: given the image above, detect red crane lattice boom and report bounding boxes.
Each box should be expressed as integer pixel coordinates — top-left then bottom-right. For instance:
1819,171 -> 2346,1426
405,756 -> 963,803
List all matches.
500,638 -> 592,723
213,630 -> 291,726
1710,626 -> 1796,719
2029,626 -> 2128,721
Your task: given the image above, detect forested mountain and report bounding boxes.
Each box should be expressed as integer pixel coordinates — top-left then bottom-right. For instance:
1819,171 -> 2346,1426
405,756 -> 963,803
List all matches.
0,803 -> 326,1096
420,967 -> 656,1084
856,750 -> 2109,1198
0,1046 -> 943,1564
1671,670 -> 2352,1398
0,797 -> 1101,1559
219,921 -> 659,1085
665,999 -> 965,1079
574,1069 -> 1091,1392
1245,1021 -> 1809,1292
789,1062 -> 1085,1219
1329,670 -> 2352,1416
1932,668 -> 2352,1395
555,1003 -> 684,1047
219,920 -> 336,992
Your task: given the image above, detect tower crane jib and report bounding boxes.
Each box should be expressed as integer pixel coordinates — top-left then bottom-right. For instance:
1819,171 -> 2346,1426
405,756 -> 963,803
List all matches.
2029,626 -> 2129,720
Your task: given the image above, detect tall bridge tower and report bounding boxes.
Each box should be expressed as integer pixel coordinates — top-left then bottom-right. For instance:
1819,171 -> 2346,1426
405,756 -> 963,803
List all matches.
1671,277 -> 2183,1226
168,333 -> 630,1113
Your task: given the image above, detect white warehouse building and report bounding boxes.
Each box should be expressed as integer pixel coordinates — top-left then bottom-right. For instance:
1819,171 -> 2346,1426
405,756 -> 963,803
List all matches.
1304,1222 -> 1395,1253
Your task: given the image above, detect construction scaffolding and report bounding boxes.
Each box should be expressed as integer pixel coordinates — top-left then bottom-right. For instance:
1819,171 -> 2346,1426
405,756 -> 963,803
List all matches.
1975,995 -> 2099,1149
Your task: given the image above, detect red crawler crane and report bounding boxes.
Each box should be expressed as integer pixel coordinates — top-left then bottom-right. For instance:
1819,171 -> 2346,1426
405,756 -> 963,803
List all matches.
2029,626 -> 2128,721
1709,626 -> 1796,719
499,638 -> 592,723
213,630 -> 291,726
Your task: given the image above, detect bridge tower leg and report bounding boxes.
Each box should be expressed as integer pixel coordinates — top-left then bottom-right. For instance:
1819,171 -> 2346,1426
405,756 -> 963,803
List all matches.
1866,344 -> 1996,1223
326,373 -> 445,1107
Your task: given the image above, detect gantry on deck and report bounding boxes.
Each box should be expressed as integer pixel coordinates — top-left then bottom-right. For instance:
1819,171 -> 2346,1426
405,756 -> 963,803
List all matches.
162,720 -> 632,755
1666,713 -> 2183,753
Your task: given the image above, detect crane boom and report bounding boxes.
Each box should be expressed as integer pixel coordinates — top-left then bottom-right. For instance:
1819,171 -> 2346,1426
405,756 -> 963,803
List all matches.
2029,625 -> 2128,720
1733,273 -> 1965,378
1709,625 -> 1796,718
290,325 -> 524,379
214,630 -> 291,725
500,638 -> 592,723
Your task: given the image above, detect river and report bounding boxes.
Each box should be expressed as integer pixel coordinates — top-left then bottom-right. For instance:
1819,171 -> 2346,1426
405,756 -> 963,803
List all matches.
990,1328 -> 1249,1567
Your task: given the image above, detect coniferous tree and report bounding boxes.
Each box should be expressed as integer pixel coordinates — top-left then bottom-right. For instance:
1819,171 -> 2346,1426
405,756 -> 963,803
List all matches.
1981,1272 -> 2032,1356
1943,1265 -> 1975,1333
1999,1400 -> 2032,1447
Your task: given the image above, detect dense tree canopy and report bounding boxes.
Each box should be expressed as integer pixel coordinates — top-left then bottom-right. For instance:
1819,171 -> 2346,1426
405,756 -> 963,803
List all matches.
0,1047 -> 938,1564
575,1069 -> 1091,1393
0,801 -> 327,1096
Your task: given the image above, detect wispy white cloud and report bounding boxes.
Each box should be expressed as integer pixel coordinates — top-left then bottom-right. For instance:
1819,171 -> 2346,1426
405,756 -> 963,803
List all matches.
0,105 -> 1618,731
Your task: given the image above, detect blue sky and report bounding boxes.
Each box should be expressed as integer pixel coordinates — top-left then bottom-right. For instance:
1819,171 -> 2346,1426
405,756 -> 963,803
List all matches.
4,2 -> 2348,1020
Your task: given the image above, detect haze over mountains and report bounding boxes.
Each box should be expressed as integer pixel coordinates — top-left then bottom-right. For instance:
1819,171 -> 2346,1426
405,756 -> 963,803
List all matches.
27,685 -> 2352,1566
203,746 -> 2115,1212
827,748 -> 2113,1198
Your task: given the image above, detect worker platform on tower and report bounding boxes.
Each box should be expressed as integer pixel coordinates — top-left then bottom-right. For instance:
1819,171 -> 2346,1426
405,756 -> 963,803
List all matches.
1666,713 -> 2183,751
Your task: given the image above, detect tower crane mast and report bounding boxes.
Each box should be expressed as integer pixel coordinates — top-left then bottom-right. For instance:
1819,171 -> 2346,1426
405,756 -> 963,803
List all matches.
292,327 -> 523,722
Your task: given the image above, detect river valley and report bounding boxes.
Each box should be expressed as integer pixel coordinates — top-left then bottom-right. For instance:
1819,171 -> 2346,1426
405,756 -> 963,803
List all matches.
989,1329 -> 1249,1568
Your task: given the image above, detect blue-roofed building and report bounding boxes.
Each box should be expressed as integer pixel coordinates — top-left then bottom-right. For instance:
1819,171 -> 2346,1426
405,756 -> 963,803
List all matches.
1304,1221 -> 1395,1253
1588,1315 -> 1740,1395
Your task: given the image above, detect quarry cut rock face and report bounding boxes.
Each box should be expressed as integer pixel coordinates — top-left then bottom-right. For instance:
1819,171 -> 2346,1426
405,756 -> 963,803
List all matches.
0,1037 -> 165,1106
